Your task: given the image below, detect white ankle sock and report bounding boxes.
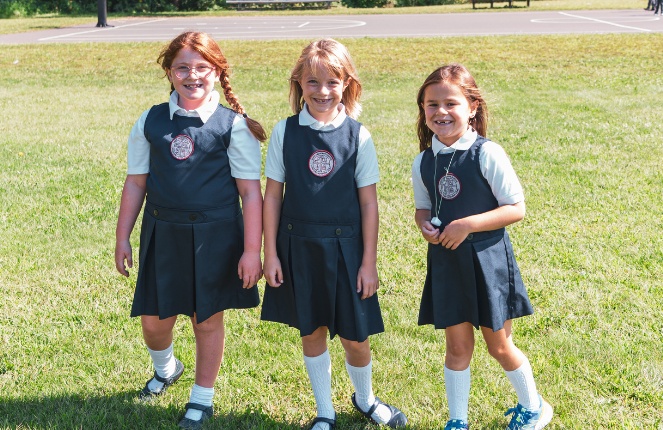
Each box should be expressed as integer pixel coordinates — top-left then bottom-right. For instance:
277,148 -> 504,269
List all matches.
146,343 -> 176,392
505,358 -> 540,410
444,365 -> 470,422
184,384 -> 214,421
345,360 -> 392,424
304,350 -> 335,429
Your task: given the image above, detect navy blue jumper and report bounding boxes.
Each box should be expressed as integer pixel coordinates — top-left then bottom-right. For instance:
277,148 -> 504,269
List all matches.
418,136 -> 533,331
130,102 -> 260,324
260,115 -> 384,342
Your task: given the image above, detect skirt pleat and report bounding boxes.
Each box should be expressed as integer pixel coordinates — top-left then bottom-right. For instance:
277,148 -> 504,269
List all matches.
131,211 -> 259,324
418,230 -> 533,331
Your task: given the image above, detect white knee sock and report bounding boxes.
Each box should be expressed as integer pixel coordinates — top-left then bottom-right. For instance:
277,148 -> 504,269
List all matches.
444,365 -> 470,422
304,350 -> 335,430
345,360 -> 392,424
184,384 -> 214,421
146,343 -> 177,392
505,358 -> 540,410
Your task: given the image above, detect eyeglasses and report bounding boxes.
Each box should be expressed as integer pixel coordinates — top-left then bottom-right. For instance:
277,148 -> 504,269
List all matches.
171,65 -> 215,80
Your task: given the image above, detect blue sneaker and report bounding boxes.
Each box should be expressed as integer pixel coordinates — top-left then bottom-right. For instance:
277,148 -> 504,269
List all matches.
504,396 -> 553,430
445,419 -> 469,430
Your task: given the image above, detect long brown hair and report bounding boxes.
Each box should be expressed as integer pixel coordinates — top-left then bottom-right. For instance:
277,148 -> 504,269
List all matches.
289,38 -> 362,119
415,64 -> 487,152
157,31 -> 266,142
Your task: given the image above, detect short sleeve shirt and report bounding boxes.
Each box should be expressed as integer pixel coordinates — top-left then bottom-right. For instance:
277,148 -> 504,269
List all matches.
126,90 -> 261,180
264,103 -> 379,188
411,129 -> 524,210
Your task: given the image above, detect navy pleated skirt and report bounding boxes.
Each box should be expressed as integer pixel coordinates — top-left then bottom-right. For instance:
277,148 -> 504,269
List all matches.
130,202 -> 260,324
418,229 -> 533,331
260,217 -> 384,342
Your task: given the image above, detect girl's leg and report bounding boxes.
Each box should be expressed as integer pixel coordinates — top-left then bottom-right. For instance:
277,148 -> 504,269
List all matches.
141,315 -> 180,393
480,321 -> 538,409
183,312 -> 225,421
340,337 -> 407,427
482,321 -> 553,428
444,323 -> 475,424
302,327 -> 335,430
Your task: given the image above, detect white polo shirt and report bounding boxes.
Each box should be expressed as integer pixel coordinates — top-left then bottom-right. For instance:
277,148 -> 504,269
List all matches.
264,103 -> 380,188
126,90 -> 261,180
411,129 -> 524,210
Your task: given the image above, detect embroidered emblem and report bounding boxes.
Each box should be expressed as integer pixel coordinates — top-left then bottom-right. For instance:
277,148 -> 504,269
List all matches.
308,150 -> 335,177
438,173 -> 461,200
170,134 -> 194,160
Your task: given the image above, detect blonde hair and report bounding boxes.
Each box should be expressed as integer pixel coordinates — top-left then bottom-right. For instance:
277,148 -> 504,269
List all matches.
415,63 -> 488,152
157,31 -> 266,142
289,38 -> 362,119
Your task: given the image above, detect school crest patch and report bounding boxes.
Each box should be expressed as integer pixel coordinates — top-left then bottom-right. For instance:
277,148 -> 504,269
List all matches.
308,150 -> 335,177
438,173 -> 461,200
170,134 -> 194,160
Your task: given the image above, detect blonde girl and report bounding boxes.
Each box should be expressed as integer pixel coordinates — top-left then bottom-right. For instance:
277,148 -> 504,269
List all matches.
261,39 -> 407,430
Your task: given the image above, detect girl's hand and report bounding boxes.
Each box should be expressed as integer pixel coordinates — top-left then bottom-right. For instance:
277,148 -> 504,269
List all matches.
115,239 -> 133,277
420,220 -> 441,245
357,264 -> 378,300
238,250 -> 263,289
263,254 -> 283,288
439,219 -> 471,250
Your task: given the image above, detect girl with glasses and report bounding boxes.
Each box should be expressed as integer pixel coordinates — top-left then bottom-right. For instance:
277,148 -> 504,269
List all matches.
114,31 -> 266,430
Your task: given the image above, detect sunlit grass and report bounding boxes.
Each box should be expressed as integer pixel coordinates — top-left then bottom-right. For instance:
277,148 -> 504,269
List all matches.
0,32 -> 662,429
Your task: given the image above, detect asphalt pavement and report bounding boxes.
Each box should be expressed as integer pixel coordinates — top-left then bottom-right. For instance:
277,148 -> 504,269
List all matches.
0,8 -> 660,44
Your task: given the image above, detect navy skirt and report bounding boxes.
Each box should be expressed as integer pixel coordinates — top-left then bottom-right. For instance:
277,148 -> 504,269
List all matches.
130,201 -> 260,324
260,217 -> 384,342
418,229 -> 533,331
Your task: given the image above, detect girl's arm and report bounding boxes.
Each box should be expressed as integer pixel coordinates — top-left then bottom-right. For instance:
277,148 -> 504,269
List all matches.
263,178 -> 284,288
236,178 -> 264,289
115,174 -> 148,277
439,201 -> 526,250
357,184 -> 379,300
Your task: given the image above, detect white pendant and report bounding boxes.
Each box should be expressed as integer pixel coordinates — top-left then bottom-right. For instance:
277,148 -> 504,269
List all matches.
431,217 -> 441,227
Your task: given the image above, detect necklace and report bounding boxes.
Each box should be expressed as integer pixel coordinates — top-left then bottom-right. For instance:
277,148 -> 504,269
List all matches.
431,147 -> 457,227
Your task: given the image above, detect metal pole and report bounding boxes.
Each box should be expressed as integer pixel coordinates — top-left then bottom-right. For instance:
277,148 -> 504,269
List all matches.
96,0 -> 112,27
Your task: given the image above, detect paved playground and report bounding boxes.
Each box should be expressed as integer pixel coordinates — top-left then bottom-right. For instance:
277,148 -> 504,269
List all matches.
0,9 -> 660,44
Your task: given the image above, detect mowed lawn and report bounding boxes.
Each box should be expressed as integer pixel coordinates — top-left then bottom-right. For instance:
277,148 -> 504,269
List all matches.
0,27 -> 662,430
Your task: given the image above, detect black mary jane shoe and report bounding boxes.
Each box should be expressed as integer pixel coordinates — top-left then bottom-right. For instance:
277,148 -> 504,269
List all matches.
178,402 -> 214,430
309,415 -> 336,430
351,393 -> 408,428
138,359 -> 185,400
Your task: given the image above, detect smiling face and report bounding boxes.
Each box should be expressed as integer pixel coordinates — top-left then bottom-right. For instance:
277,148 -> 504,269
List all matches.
422,82 -> 478,147
299,66 -> 348,124
166,46 -> 219,111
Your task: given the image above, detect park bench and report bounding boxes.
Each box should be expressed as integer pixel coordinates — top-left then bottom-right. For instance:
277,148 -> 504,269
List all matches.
471,0 -> 529,8
225,0 -> 338,9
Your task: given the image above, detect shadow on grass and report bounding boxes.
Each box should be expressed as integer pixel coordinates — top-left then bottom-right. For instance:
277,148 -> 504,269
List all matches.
0,391 -> 513,429
0,391 -> 299,429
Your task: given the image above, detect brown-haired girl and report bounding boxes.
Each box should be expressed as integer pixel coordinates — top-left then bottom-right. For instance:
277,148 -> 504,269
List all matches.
115,31 -> 265,429
261,38 -> 407,430
411,64 -> 553,430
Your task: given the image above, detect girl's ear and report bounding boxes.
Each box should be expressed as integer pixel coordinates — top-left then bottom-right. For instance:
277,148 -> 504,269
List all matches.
470,100 -> 479,117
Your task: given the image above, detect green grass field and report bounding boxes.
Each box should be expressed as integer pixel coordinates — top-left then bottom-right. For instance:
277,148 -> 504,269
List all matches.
1,4 -> 662,429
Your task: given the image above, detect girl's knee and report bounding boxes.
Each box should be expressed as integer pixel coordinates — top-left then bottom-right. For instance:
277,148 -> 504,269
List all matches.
445,341 -> 473,366
340,338 -> 370,355
486,342 -> 522,365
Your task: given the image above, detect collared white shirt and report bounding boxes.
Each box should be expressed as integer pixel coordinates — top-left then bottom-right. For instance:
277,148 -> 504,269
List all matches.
411,129 -> 524,210
264,103 -> 379,187
126,90 -> 261,180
